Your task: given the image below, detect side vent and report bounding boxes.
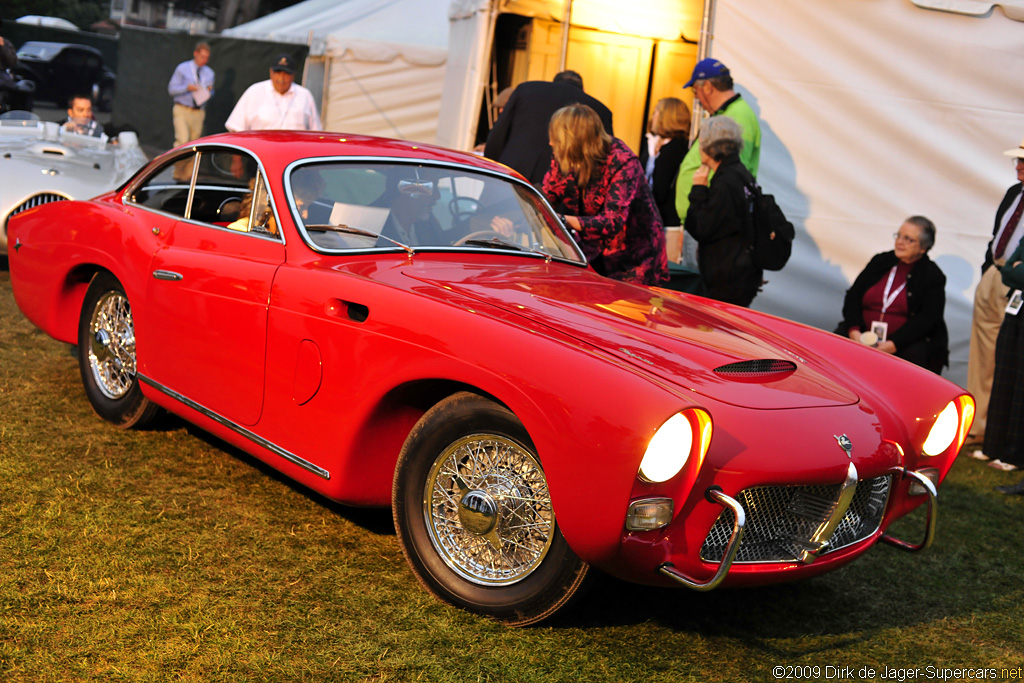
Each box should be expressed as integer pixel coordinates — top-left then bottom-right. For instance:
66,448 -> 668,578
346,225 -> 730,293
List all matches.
714,359 -> 797,379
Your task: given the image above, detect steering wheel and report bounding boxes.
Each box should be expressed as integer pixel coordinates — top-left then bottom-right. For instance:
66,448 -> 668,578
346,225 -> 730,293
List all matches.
453,230 -> 504,246
449,197 -> 480,223
217,197 -> 243,221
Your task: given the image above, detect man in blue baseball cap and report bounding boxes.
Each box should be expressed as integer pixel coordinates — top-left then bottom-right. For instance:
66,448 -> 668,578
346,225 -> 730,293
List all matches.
673,57 -> 762,263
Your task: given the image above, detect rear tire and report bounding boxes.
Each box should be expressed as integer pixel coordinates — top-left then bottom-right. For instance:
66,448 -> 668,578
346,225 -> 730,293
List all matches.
393,392 -> 590,626
78,273 -> 160,428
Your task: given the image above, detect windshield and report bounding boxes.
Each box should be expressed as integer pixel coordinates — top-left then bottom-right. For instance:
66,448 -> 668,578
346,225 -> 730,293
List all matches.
17,42 -> 62,60
289,161 -> 584,263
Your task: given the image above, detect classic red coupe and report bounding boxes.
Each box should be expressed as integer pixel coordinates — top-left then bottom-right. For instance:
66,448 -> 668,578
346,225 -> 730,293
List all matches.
8,131 -> 974,625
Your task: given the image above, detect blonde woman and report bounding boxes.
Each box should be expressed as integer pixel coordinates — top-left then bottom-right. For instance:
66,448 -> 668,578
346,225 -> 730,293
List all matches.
542,104 -> 668,286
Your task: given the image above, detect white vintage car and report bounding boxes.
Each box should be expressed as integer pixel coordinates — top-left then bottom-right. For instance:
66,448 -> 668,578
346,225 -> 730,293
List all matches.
0,111 -> 147,255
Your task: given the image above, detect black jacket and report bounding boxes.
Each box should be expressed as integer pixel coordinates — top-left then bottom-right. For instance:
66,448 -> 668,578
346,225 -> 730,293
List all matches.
837,250 -> 949,371
483,81 -> 614,186
983,182 -> 1024,275
684,152 -> 762,306
642,136 -> 688,226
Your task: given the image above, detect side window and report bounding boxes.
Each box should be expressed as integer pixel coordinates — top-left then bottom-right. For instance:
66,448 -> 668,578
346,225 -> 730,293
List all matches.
187,149 -> 256,225
226,174 -> 277,236
128,153 -> 195,217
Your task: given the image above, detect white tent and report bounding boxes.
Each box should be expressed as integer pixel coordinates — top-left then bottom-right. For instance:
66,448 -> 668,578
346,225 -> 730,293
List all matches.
438,0 -> 1024,387
223,0 -> 451,143
713,0 -> 1024,388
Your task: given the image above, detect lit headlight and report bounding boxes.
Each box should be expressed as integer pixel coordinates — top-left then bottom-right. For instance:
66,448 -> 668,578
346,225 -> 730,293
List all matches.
638,409 -> 712,483
922,396 -> 974,456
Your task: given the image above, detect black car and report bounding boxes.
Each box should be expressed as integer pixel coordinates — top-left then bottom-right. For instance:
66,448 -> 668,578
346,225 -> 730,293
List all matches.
14,42 -> 115,112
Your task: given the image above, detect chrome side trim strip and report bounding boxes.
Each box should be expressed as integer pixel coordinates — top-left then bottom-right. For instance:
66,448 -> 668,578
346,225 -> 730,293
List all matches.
658,488 -> 746,592
138,374 -> 331,480
880,468 -> 936,552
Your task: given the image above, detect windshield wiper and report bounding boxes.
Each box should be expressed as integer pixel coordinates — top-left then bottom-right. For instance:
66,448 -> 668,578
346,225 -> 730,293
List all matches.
305,224 -> 415,255
463,237 -> 552,262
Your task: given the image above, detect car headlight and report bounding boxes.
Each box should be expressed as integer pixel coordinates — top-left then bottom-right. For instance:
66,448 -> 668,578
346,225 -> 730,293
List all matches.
638,409 -> 712,483
921,396 -> 975,456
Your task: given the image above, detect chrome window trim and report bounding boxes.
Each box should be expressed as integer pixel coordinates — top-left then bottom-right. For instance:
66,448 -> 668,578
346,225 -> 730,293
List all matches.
281,155 -> 587,264
123,143 -> 286,247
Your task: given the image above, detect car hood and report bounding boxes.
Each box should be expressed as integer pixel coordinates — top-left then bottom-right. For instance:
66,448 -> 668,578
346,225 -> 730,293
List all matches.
0,126 -> 147,207
405,261 -> 858,410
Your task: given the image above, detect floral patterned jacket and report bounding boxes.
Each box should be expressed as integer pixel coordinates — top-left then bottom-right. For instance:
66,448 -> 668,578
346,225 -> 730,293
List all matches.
542,138 -> 669,286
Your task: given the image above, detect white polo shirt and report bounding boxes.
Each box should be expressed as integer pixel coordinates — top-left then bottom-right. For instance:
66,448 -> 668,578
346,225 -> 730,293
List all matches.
225,80 -> 323,132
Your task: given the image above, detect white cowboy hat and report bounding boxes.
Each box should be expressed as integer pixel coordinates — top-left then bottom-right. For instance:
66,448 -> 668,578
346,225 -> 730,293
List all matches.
1003,137 -> 1024,159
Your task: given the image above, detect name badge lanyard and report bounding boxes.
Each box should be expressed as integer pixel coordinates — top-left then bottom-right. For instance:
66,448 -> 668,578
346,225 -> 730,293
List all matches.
879,266 -> 906,321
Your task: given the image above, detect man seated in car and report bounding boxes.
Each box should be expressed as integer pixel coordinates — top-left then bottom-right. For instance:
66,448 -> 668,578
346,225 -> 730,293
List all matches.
381,175 -> 445,246
62,94 -> 105,139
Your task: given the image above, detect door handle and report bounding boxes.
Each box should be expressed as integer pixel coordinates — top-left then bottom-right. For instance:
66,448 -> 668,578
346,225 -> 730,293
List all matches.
152,270 -> 183,281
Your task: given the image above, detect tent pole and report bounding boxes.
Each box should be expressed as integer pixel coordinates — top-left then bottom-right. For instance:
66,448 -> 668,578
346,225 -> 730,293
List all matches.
558,0 -> 573,71
470,1 -> 501,149
690,0 -> 717,143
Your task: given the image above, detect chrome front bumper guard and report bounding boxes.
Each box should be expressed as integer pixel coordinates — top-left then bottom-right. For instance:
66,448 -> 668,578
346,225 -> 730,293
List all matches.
879,467 -> 937,552
658,467 -> 938,591
658,487 -> 746,592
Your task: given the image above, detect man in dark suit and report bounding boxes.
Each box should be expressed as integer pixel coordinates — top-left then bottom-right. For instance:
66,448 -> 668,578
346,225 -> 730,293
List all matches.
965,137 -> 1024,451
483,71 -> 613,186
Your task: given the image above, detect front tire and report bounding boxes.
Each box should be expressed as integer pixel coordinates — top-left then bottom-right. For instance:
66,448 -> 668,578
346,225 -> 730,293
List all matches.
393,392 -> 590,626
78,273 -> 160,428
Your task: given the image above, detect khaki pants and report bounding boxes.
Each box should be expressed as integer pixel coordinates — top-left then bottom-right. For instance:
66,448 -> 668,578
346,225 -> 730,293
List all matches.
172,103 -> 205,148
967,263 -> 1009,438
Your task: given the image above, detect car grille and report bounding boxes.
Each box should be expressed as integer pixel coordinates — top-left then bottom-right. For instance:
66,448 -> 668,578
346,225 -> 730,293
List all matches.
5,193 -> 68,227
700,475 -> 891,563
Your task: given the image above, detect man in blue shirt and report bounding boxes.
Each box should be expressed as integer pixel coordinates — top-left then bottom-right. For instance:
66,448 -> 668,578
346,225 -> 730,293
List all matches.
167,42 -> 214,149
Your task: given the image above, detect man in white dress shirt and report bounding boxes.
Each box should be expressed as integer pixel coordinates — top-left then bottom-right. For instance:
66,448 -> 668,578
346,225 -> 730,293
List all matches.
225,54 -> 322,132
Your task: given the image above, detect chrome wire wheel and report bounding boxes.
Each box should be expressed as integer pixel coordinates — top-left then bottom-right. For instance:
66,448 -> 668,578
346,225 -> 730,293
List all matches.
87,290 -> 137,400
424,434 -> 555,586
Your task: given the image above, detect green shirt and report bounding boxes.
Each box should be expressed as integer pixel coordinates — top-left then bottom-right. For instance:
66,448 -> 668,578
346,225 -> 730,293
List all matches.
674,93 -> 761,224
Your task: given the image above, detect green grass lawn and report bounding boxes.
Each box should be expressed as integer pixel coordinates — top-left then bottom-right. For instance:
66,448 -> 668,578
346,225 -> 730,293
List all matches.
1,262 -> 1022,682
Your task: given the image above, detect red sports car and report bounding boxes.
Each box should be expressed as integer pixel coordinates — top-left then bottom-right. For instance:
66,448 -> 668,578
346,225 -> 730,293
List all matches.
7,131 -> 974,626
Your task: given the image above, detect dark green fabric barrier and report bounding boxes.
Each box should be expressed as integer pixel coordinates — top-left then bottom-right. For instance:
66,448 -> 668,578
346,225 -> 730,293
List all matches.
115,26 -> 309,153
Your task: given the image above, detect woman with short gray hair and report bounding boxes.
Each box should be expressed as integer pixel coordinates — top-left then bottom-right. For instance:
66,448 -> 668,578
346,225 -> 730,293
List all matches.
683,116 -> 763,306
836,215 -> 948,374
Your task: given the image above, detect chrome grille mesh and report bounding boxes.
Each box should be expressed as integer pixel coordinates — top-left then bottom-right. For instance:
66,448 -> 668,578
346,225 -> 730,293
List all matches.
6,193 -> 68,226
700,476 -> 891,563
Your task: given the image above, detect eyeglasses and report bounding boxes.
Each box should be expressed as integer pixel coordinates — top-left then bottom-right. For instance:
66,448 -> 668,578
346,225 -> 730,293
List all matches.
1013,157 -> 1024,168
893,232 -> 919,245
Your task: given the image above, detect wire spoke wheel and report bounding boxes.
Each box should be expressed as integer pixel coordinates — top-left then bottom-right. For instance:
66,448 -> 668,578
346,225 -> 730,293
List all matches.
77,273 -> 160,429
393,392 -> 589,625
87,290 -> 137,399
425,435 -> 554,585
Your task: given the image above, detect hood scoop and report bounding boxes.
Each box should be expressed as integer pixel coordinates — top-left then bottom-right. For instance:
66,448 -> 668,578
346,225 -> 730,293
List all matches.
714,359 -> 798,380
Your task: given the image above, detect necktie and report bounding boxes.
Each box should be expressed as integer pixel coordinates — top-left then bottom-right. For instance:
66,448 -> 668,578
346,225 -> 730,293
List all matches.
994,192 -> 1024,260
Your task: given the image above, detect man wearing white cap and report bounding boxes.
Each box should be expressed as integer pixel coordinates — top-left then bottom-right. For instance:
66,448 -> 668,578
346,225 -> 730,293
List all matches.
225,53 -> 322,132
964,137 -> 1024,455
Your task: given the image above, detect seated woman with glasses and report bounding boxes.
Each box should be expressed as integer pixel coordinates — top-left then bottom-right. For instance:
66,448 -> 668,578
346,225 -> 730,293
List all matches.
835,216 -> 948,373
